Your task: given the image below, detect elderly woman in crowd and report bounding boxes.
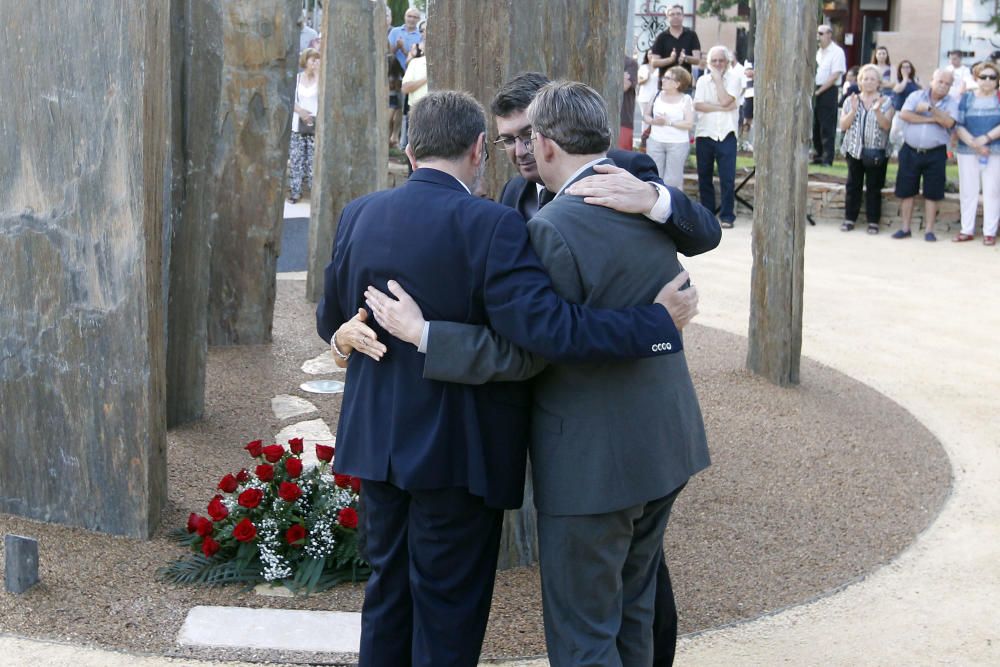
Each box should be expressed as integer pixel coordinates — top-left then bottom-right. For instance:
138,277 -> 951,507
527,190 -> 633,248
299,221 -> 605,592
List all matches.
289,47 -> 320,204
953,61 -> 1000,245
642,65 -> 695,188
839,64 -> 894,234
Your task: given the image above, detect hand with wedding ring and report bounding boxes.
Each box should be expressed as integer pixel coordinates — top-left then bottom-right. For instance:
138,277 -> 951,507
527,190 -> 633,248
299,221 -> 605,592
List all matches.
332,308 -> 387,367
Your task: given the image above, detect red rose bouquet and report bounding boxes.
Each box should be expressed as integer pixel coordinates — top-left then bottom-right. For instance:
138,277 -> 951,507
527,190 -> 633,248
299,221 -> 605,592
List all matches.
161,438 -> 369,594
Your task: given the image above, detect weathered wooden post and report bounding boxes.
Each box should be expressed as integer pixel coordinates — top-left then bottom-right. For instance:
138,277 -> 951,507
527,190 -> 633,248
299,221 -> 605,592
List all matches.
746,0 -> 814,386
427,0 -> 628,568
0,1 -> 169,537
305,0 -> 389,303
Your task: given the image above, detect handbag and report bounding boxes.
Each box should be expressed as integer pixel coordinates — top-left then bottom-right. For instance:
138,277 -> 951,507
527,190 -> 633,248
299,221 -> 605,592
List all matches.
295,74 -> 315,136
859,102 -> 885,168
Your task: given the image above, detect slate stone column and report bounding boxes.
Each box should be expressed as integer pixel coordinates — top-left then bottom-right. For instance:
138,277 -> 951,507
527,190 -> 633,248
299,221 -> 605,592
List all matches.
0,2 -> 168,537
428,0 -> 628,201
305,0 -> 389,303
425,0 -> 628,569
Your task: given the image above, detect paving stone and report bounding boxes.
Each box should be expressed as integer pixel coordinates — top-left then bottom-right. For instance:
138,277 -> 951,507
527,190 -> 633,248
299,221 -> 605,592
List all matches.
177,605 -> 360,653
253,583 -> 295,598
274,419 -> 336,469
301,351 -> 343,375
270,394 -> 318,421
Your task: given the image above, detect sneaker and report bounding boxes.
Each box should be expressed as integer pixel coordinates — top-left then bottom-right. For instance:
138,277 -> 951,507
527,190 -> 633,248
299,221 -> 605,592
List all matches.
720,220 -> 735,229
924,232 -> 937,242
891,229 -> 911,239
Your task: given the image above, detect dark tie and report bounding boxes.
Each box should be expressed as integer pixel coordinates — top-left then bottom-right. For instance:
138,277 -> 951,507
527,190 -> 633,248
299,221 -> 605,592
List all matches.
538,188 -> 555,208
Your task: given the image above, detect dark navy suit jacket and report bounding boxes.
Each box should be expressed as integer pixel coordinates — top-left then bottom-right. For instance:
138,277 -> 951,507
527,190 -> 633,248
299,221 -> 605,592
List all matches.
498,148 -> 720,257
317,168 -> 682,509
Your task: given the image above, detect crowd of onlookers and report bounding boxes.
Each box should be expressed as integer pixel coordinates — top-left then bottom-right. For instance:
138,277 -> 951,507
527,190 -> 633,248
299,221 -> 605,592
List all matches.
630,6 -> 1000,243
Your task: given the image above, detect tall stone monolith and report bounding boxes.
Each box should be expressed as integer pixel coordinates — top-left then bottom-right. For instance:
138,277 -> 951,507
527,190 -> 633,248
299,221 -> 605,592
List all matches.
425,0 -> 628,569
305,0 -> 389,303
428,0 -> 628,200
0,1 -> 168,537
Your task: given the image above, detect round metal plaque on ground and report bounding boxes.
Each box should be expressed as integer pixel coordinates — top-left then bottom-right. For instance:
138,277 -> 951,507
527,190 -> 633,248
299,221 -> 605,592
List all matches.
299,380 -> 345,394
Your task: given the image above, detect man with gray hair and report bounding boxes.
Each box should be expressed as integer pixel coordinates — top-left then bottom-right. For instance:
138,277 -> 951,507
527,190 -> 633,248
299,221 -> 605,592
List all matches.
363,81 -> 710,666
694,45 -> 742,227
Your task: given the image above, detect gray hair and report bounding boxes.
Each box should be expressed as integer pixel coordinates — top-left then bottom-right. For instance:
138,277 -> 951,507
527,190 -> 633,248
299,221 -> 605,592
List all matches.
526,81 -> 610,155
706,45 -> 731,65
408,91 -> 485,161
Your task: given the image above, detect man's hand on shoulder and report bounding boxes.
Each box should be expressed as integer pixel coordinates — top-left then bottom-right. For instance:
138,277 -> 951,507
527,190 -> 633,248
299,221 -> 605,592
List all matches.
564,164 -> 658,215
654,270 -> 698,330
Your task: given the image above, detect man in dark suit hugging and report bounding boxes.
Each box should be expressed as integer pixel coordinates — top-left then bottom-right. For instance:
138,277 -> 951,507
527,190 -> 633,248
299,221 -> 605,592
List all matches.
364,82 -> 711,666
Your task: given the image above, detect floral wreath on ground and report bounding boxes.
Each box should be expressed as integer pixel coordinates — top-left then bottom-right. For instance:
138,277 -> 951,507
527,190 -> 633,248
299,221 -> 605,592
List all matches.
160,438 -> 369,594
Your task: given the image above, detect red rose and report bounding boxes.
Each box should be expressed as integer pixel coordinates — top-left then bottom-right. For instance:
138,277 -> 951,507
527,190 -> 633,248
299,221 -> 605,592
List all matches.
238,488 -> 263,509
350,476 -> 361,493
315,444 -> 335,462
218,473 -> 238,493
278,481 -> 303,502
338,507 -> 359,529
262,444 -> 285,463
201,535 -> 221,557
186,512 -> 201,533
285,524 -> 307,545
288,437 -> 305,454
244,439 -> 264,458
236,468 -> 250,483
187,514 -> 213,537
232,518 -> 257,542
285,457 -> 303,478
207,495 -> 229,522
255,463 -> 275,482
334,473 -> 352,488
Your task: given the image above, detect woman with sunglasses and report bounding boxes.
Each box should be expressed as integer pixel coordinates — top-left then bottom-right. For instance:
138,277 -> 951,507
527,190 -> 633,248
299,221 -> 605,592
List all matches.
642,66 -> 694,188
953,62 -> 1000,245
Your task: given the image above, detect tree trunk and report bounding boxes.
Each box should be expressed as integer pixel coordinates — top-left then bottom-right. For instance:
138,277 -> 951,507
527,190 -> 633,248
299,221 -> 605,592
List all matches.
426,0 -> 628,569
0,1 -> 168,537
305,0 -> 389,303
746,0 -> 814,386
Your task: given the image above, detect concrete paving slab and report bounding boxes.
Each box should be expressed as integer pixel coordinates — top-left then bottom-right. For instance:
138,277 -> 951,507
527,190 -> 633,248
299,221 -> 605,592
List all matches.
301,351 -> 344,375
270,394 -> 318,421
177,605 -> 361,653
274,419 -> 336,469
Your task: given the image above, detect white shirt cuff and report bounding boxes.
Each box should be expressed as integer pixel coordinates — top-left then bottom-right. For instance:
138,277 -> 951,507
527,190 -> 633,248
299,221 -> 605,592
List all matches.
645,182 -> 673,224
417,322 -> 430,353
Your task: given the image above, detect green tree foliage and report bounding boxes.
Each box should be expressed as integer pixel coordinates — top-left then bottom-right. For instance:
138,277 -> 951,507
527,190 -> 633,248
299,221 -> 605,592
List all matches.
696,0 -> 740,22
983,0 -> 1000,31
387,0 -> 409,25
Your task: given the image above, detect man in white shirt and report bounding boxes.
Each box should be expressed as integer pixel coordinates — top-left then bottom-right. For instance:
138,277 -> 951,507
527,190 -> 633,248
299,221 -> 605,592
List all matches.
945,49 -> 973,97
814,25 -> 847,165
694,45 -> 742,228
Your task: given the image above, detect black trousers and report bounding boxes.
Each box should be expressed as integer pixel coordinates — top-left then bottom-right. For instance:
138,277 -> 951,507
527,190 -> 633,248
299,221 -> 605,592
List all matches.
844,153 -> 888,223
358,480 -> 503,667
652,482 -> 685,667
812,87 -> 838,164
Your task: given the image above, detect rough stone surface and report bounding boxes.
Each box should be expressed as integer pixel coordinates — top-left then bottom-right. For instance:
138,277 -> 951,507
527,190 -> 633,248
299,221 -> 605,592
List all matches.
4,535 -> 39,594
270,394 -> 318,420
428,0 -> 628,201
177,605 -> 361,652
305,0 -> 389,302
274,419 -> 336,469
0,1 -> 168,537
206,0 -> 300,344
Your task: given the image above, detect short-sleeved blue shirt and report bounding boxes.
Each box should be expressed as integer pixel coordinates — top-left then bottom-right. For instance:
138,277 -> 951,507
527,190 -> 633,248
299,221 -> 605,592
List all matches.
900,89 -> 958,149
388,25 -> 422,69
955,91 -> 1000,155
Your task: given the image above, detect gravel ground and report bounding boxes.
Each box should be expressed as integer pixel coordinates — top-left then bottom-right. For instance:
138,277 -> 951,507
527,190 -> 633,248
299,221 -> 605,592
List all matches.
0,279 -> 951,664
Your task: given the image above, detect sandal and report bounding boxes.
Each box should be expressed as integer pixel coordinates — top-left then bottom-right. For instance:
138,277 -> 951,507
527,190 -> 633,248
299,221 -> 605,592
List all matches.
985,236 -> 996,246
840,222 -> 854,232
953,233 -> 975,242
867,223 -> 879,235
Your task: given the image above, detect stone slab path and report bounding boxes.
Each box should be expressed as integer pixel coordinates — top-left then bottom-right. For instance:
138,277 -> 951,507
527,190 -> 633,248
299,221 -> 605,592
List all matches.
177,606 -> 361,654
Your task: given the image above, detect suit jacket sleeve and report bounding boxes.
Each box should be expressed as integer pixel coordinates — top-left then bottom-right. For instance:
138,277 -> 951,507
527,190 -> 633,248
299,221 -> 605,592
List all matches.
423,321 -> 548,384
482,208 -> 682,362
